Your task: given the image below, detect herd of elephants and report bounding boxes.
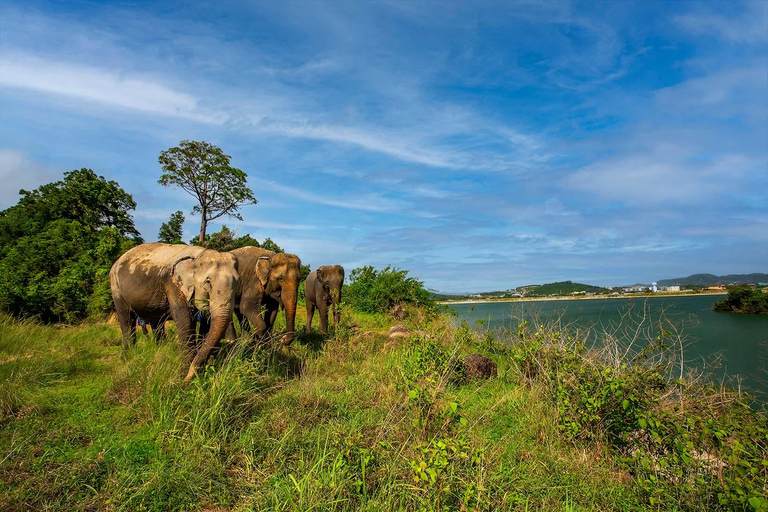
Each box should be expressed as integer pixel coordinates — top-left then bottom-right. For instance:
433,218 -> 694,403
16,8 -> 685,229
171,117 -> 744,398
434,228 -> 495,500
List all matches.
109,243 -> 345,382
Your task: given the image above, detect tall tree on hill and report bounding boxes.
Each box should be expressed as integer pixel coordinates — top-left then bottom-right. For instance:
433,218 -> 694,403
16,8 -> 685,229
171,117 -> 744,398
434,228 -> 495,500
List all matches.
158,140 -> 257,243
158,210 -> 185,244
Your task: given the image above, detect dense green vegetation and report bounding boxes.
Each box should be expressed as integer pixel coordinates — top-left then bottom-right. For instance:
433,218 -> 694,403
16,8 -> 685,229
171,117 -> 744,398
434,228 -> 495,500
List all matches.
714,286 -> 768,315
524,280 -> 607,297
345,265 -> 436,314
0,169 -> 140,323
2,305 -> 766,511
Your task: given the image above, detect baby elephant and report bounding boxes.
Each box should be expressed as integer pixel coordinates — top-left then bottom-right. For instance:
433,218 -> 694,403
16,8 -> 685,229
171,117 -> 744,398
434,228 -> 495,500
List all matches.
305,265 -> 345,333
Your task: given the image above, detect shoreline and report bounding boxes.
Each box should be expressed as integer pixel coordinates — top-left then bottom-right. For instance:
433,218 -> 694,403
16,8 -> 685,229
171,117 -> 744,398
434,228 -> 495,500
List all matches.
438,291 -> 727,305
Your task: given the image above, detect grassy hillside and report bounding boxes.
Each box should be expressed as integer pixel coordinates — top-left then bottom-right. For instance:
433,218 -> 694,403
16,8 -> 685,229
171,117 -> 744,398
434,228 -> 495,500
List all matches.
1,308 -> 766,511
658,273 -> 768,287
524,281 -> 607,297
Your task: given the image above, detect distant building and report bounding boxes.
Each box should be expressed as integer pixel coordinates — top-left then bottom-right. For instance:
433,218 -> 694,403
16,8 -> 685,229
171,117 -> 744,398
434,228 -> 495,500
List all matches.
652,282 -> 658,293
663,285 -> 680,292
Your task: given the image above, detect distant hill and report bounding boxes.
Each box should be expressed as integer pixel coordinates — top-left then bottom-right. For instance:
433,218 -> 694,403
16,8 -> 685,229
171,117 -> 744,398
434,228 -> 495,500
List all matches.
526,281 -> 606,297
657,273 -> 768,287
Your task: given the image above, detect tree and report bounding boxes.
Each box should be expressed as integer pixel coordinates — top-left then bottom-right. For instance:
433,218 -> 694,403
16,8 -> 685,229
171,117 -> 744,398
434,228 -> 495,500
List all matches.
158,210 -> 185,244
192,225 -> 283,253
0,169 -> 139,322
158,140 -> 257,243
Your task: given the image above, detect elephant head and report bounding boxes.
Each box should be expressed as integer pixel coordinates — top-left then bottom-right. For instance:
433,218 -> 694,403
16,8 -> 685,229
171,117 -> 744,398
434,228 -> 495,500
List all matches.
316,265 -> 345,327
173,249 -> 239,381
255,252 -> 302,345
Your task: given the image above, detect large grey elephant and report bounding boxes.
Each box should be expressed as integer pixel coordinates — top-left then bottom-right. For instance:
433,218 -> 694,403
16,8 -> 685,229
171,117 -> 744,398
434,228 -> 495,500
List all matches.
109,243 -> 239,382
227,247 -> 302,345
305,265 -> 345,333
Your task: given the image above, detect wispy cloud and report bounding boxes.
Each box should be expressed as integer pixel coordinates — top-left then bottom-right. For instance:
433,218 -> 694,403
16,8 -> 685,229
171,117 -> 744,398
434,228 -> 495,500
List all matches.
0,53 -> 221,123
0,149 -> 58,207
258,180 -> 410,213
674,2 -> 768,44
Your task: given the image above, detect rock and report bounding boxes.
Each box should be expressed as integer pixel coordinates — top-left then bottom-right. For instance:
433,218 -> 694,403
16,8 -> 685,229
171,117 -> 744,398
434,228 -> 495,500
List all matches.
384,323 -> 410,349
389,303 -> 407,320
463,354 -> 497,379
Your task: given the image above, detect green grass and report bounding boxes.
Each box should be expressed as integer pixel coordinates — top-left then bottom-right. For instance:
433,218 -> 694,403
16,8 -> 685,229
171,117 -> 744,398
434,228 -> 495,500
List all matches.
1,309 -> 763,511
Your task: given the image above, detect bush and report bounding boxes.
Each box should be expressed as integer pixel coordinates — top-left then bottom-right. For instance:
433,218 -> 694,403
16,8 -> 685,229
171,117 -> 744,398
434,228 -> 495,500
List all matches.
714,286 -> 768,314
345,265 -> 435,315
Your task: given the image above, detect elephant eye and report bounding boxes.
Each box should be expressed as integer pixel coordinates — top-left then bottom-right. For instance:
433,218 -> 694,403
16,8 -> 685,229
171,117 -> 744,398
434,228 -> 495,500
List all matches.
277,276 -> 284,282
203,279 -> 212,292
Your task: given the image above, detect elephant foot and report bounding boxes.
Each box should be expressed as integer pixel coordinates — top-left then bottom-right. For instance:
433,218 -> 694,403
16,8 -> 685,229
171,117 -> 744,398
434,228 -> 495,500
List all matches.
279,333 -> 293,346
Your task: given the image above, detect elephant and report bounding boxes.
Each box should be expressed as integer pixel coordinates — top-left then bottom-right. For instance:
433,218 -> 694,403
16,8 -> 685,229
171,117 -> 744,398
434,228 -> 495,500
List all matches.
109,243 -> 239,382
227,246 -> 302,345
305,265 -> 345,333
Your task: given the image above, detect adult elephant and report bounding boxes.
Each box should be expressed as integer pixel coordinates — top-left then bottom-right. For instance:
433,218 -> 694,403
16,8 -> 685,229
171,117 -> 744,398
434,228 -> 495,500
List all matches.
110,243 -> 239,382
228,247 -> 301,345
305,265 -> 345,333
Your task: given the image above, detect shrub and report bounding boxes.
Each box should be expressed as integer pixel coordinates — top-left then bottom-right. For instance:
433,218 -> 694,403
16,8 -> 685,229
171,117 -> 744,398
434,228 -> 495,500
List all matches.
345,265 -> 435,315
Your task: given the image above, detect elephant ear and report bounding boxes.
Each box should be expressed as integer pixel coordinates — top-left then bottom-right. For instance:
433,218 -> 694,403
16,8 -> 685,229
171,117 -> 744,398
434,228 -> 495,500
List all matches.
172,256 -> 197,303
256,256 -> 272,287
316,266 -> 327,284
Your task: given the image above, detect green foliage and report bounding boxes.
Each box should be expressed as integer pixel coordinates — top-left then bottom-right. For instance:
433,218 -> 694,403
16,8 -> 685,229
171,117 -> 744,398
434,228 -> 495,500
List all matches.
158,140 -> 257,242
345,265 -> 435,314
191,224 -> 284,254
157,210 -> 185,244
0,169 -> 139,322
714,286 -> 768,314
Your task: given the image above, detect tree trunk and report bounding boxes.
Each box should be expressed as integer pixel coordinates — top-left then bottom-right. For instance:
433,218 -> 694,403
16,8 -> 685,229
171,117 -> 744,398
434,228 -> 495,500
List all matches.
198,212 -> 207,243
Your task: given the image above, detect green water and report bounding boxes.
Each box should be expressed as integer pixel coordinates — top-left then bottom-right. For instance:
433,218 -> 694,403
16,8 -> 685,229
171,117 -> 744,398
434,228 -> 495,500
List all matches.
450,295 -> 768,397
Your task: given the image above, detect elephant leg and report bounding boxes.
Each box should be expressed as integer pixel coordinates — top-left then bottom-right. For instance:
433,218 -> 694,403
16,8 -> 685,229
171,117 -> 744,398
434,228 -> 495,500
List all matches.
241,302 -> 269,340
171,303 -> 196,364
306,300 -> 315,333
318,301 -> 329,334
115,303 -> 137,351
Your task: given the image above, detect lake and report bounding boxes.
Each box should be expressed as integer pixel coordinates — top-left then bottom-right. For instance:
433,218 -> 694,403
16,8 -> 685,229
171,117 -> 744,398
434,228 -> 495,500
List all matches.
449,295 -> 768,398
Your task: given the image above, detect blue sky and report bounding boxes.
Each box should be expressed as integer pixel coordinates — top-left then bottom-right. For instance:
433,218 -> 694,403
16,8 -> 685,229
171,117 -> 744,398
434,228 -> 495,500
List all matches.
0,0 -> 766,292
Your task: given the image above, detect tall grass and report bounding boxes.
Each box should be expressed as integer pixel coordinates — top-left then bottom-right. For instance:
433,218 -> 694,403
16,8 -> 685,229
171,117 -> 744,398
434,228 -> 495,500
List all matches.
1,306 -> 764,510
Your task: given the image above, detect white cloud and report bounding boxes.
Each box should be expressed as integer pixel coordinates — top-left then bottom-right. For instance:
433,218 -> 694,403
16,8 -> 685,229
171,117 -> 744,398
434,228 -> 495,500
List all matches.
0,53 -> 222,123
566,152 -> 756,205
674,2 -> 768,44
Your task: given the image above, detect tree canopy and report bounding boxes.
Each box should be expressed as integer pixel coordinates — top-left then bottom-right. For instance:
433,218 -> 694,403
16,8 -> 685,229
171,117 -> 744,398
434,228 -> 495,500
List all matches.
0,169 -> 140,322
193,225 -> 284,254
158,140 -> 257,243
158,210 -> 185,244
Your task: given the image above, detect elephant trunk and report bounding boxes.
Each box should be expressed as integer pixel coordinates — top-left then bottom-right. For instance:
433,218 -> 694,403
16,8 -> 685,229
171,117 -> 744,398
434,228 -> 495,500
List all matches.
184,311 -> 231,383
280,285 -> 298,346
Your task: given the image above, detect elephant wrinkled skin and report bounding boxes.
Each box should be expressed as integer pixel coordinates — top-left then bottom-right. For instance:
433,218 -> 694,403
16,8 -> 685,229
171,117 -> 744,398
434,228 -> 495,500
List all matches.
227,247 -> 302,345
305,265 -> 345,333
109,243 -> 239,382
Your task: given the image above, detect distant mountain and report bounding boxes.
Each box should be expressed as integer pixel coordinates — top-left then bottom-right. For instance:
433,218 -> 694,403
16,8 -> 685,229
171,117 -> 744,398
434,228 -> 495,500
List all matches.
657,273 -> 768,287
